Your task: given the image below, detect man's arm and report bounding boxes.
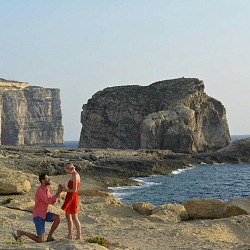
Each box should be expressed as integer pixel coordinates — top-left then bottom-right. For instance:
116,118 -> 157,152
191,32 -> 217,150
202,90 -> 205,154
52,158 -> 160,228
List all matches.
37,186 -> 62,204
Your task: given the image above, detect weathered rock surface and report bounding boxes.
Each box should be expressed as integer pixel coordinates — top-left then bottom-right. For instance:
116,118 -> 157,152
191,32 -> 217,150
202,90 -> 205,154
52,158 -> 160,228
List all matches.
0,78 -> 63,146
195,137 -> 250,163
0,166 -> 31,194
132,202 -> 156,215
79,78 -> 230,153
184,197 -> 250,219
0,137 -> 249,192
184,199 -> 226,219
224,198 -> 250,216
152,203 -> 189,221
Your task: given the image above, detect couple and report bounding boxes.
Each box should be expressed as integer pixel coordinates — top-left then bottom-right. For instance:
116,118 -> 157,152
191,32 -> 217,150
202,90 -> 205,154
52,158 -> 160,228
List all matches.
12,162 -> 82,243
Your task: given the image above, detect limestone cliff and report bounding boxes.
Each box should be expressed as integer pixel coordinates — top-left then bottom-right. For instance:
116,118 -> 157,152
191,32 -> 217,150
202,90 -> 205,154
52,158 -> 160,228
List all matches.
79,78 -> 230,153
0,78 -> 63,146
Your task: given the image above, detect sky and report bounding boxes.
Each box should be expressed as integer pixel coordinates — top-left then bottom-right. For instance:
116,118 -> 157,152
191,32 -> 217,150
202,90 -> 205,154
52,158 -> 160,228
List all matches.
0,0 -> 250,141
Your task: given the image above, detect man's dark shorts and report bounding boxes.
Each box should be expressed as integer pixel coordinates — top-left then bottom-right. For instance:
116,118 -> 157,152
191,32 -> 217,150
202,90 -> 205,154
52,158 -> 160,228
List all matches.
33,212 -> 55,235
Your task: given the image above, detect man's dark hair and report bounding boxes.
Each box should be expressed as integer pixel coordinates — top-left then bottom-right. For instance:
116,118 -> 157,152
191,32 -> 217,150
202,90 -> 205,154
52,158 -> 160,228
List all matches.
39,173 -> 47,184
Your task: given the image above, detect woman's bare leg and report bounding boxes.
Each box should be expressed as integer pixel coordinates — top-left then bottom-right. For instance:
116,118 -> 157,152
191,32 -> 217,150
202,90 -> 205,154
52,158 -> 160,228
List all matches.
72,213 -> 82,240
66,213 -> 73,239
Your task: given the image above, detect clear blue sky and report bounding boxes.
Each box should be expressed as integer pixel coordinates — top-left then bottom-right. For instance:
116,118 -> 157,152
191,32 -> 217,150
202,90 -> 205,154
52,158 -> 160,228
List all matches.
1,0 -> 249,140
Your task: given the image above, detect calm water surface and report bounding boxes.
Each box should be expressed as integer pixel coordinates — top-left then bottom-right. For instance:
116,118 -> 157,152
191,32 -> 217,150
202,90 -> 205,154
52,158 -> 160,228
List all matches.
109,163 -> 250,206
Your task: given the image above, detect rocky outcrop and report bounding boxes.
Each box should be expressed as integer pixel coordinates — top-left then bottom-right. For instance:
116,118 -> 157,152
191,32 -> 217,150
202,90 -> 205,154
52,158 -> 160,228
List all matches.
132,202 -> 188,223
184,198 -> 250,219
132,202 -> 156,215
0,165 -> 31,194
0,78 -> 63,146
79,78 -> 230,153
0,138 -> 249,192
184,199 -> 226,219
195,137 -> 250,163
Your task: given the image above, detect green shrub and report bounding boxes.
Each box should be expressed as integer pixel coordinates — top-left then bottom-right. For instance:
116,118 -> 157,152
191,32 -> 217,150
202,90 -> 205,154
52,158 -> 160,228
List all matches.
85,235 -> 109,248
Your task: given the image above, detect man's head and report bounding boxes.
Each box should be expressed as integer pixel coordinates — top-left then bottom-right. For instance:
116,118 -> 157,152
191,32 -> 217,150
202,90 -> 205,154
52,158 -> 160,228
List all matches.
39,173 -> 51,186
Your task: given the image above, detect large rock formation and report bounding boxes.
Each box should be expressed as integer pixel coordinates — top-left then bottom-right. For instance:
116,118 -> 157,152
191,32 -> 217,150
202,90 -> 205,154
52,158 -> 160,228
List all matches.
0,78 -> 63,146
79,78 -> 230,153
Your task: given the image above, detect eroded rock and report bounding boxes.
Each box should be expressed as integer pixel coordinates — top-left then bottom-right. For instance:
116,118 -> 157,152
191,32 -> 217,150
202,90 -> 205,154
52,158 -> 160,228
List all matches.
79,78 -> 230,153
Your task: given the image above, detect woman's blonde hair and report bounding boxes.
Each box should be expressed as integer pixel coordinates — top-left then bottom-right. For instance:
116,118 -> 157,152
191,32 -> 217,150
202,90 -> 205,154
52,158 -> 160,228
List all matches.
64,162 -> 75,170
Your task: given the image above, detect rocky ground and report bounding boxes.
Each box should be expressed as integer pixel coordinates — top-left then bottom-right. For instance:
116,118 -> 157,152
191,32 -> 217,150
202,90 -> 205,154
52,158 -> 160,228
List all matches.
1,137 -> 249,189
0,137 -> 250,249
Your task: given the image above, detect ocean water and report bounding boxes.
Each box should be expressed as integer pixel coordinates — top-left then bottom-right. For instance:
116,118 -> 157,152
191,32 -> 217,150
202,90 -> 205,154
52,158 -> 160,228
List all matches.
109,163 -> 250,206
108,134 -> 250,206
63,141 -> 79,148
44,141 -> 79,148
61,137 -> 250,206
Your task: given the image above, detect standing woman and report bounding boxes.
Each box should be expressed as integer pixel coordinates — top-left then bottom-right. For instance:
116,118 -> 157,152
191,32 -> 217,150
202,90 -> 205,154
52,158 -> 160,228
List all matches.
61,162 -> 82,240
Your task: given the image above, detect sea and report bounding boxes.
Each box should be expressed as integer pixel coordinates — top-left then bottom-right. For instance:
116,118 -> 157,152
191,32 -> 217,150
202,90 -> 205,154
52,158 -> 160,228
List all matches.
106,134 -> 250,206
62,136 -> 250,206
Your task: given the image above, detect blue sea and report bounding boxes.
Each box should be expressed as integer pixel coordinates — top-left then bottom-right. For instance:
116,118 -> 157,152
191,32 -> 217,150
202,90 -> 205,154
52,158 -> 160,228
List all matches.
61,136 -> 250,206
108,134 -> 250,206
63,141 -> 79,148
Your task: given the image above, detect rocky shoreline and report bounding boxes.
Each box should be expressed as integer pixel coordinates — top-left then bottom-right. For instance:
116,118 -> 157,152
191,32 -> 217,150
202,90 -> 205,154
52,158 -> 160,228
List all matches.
1,137 -> 249,190
0,137 -> 250,249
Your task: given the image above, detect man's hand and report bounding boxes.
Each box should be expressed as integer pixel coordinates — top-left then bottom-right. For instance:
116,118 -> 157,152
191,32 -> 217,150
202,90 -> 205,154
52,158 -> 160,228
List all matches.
57,184 -> 63,194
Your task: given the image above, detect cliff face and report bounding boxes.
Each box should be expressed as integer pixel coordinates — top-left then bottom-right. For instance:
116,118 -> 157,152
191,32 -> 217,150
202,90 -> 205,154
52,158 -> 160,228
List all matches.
0,79 -> 63,146
79,78 -> 230,153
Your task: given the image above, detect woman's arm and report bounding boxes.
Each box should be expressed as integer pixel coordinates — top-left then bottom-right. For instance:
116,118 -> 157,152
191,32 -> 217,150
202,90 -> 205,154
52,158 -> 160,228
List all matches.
63,173 -> 78,193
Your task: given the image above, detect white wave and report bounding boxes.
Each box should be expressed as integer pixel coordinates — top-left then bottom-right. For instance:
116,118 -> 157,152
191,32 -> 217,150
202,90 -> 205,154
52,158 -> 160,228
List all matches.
172,169 -> 186,175
131,177 -> 161,187
172,166 -> 196,175
112,192 -> 134,199
108,176 -> 161,201
108,186 -> 132,191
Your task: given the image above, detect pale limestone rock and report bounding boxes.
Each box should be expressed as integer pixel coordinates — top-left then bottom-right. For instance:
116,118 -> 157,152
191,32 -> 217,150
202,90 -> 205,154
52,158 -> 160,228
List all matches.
224,198 -> 250,217
184,198 -> 226,219
0,169 -> 31,194
0,78 -> 63,146
6,198 -> 34,212
152,203 -> 189,221
147,210 -> 181,223
132,202 -> 156,215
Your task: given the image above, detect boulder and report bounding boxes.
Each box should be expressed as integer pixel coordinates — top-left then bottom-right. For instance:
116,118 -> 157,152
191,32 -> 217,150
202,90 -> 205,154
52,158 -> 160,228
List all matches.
152,203 -> 189,221
132,202 -> 156,215
224,198 -> 250,217
184,198 -> 226,219
0,169 -> 31,195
